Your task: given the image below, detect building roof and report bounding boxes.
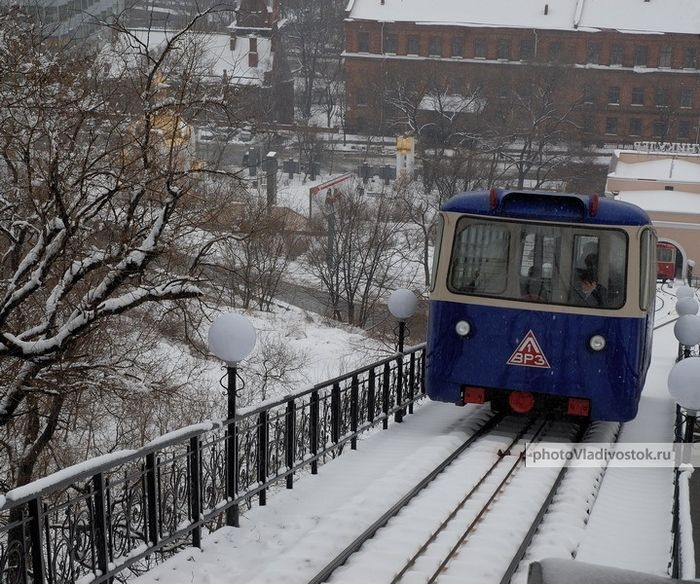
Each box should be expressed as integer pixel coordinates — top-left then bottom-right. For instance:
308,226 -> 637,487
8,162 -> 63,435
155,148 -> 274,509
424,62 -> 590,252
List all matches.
344,0 -> 700,35
616,190 -> 700,214
607,149 -> 700,216
101,29 -> 273,87
610,155 -> 700,184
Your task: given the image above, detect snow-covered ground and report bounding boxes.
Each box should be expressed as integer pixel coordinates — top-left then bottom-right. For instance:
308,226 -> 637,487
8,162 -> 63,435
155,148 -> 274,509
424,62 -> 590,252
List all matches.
134,286 -> 691,584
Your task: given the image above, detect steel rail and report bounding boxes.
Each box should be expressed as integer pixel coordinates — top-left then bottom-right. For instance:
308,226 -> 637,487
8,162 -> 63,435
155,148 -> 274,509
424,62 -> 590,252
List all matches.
392,417 -> 545,584
497,421 -> 592,584
422,418 -> 554,584
306,411 -> 507,584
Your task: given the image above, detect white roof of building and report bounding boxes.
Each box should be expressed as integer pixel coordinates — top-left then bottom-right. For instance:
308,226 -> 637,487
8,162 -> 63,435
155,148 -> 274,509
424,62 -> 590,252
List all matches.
101,29 -> 273,87
345,0 -> 700,35
616,190 -> 700,214
611,158 -> 700,183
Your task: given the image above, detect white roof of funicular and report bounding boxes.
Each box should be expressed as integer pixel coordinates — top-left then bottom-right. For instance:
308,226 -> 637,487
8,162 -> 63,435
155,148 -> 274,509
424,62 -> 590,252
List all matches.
345,0 -> 700,35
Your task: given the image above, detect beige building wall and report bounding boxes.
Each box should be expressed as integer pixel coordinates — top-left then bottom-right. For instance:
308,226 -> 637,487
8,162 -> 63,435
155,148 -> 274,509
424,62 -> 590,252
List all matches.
606,149 -> 700,278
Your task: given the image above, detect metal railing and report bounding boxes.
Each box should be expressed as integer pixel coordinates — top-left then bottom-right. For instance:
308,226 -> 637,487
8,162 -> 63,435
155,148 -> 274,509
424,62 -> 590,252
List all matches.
0,345 -> 426,584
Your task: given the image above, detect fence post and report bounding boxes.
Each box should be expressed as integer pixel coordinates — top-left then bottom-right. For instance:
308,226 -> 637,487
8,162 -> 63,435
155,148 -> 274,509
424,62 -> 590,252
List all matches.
286,400 -> 296,489
420,347 -> 426,395
408,352 -> 416,415
311,390 -> 319,474
145,453 -> 158,546
258,411 -> 269,506
382,362 -> 390,429
331,382 -> 341,445
368,368 -> 376,424
28,498 -> 46,584
189,435 -> 201,548
92,472 -> 110,580
350,374 -> 359,450
394,355 -> 404,423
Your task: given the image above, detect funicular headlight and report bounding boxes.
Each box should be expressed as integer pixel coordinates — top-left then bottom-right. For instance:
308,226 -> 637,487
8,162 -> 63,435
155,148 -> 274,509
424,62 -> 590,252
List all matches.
589,335 -> 606,351
455,320 -> 471,337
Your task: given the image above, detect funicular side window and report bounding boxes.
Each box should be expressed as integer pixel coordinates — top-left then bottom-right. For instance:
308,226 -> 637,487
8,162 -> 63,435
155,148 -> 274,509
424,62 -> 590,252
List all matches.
449,221 -> 510,295
640,229 -> 656,310
430,214 -> 444,292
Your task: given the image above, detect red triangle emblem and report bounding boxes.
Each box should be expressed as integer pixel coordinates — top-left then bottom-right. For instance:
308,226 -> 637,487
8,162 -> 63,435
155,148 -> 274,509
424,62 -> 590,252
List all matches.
507,330 -> 551,369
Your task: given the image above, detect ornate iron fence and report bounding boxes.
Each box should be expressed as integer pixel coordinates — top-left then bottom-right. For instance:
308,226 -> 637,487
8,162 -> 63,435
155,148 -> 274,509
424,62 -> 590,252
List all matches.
0,344 -> 426,584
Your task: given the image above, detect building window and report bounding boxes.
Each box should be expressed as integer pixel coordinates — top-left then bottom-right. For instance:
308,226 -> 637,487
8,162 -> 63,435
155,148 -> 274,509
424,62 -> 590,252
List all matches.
680,88 -> 693,108
653,120 -> 668,139
583,116 -> 594,134
548,42 -> 561,62
685,47 -> 697,69
407,35 -> 419,55
497,39 -> 511,60
607,86 -> 620,105
659,46 -> 672,68
655,88 -> 669,107
358,31 -> 370,53
631,87 -> 644,106
383,32 -> 397,54
610,44 -> 623,66
357,87 -> 368,106
634,46 -> 648,67
605,117 -> 618,135
450,76 -> 466,94
629,118 -> 642,136
249,37 -> 257,52
474,38 -> 487,58
429,36 -> 442,56
583,83 -> 596,104
586,42 -> 600,64
451,36 -> 465,58
520,39 -> 534,61
678,120 -> 691,140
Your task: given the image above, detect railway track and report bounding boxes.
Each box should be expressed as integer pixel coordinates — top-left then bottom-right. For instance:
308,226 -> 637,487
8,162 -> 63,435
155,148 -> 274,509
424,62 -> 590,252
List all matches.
307,415 -> 588,584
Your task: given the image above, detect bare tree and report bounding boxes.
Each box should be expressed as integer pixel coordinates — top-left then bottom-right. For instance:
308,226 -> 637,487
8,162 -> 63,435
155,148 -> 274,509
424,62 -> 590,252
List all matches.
219,188 -> 301,312
246,335 -> 309,402
484,64 -> 583,189
0,11 -> 244,488
289,123 -> 324,180
305,188 -> 409,328
281,0 -> 345,120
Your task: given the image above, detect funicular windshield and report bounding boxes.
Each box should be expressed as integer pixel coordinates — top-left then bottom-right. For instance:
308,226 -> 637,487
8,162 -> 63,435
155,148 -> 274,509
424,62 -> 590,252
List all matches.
448,217 -> 628,309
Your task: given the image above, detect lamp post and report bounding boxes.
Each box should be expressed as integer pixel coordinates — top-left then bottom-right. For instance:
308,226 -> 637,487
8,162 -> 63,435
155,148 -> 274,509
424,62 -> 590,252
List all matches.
668,356 -> 700,579
674,309 -> 700,362
388,288 -> 418,353
208,313 -> 256,527
388,289 -> 418,423
669,357 -> 700,444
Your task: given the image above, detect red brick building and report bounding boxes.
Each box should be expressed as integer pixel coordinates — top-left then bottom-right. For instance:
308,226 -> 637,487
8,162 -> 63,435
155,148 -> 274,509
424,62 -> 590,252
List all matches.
343,0 -> 700,145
